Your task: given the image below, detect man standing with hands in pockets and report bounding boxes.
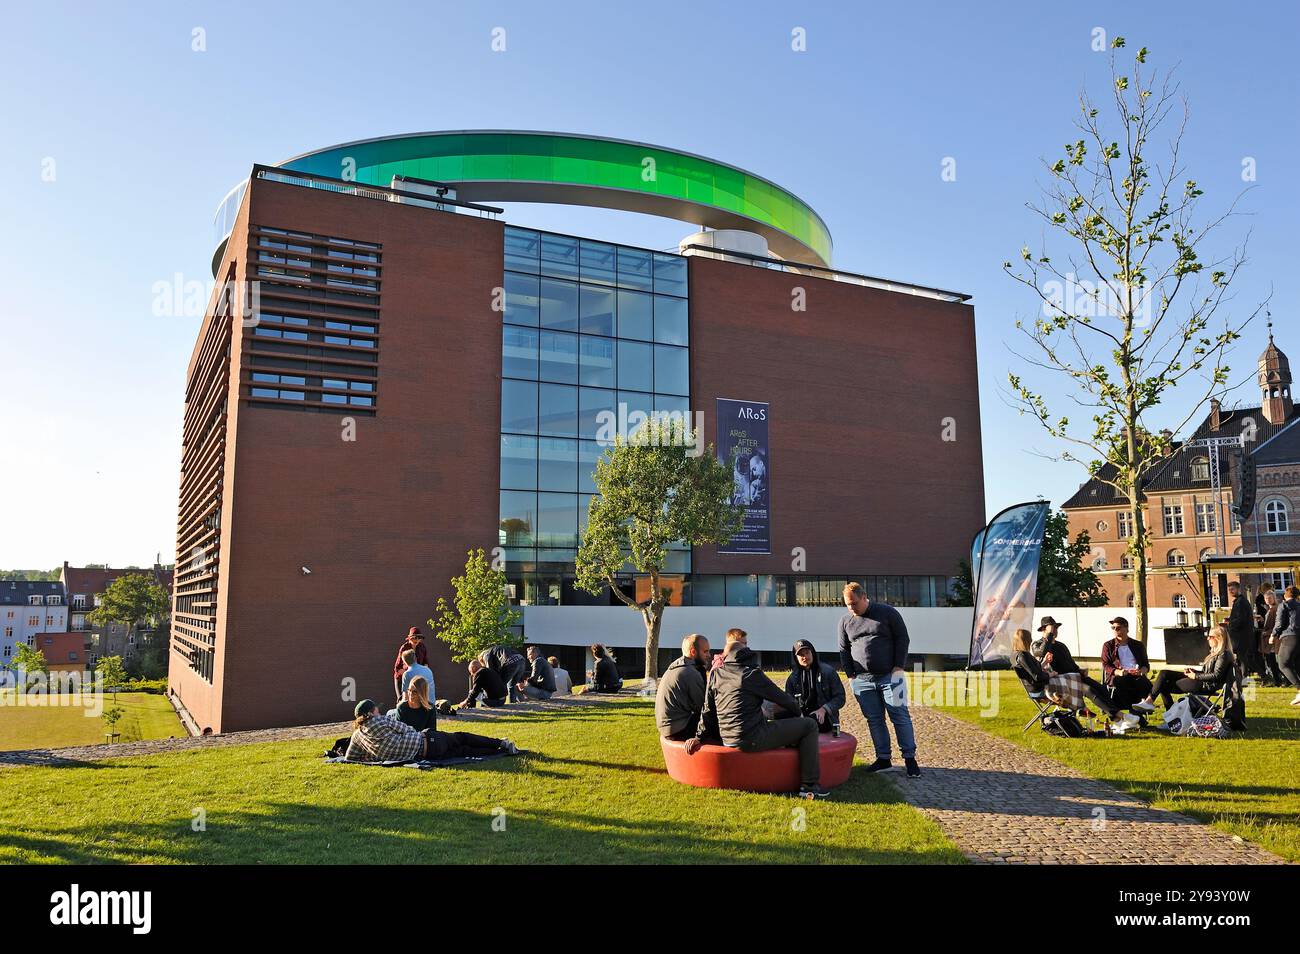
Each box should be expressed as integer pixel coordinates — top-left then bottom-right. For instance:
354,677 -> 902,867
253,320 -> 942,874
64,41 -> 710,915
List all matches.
839,582 -> 920,777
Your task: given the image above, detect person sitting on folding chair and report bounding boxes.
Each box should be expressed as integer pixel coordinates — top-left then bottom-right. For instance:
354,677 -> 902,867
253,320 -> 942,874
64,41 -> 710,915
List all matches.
1012,630 -> 1133,726
1132,625 -> 1234,714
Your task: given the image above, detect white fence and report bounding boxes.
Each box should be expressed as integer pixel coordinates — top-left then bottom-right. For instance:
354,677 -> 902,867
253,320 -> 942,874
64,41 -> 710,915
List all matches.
521,605 -> 1186,662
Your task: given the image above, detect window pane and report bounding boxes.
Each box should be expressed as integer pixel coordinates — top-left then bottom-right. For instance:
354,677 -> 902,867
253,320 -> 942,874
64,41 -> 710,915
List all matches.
617,247 -> 653,290
540,278 -> 579,332
578,334 -> 616,388
501,379 -> 537,434
618,340 -> 653,392
500,435 -> 537,490
578,492 -> 596,535
578,387 -> 616,442
618,390 -> 654,426
502,325 -> 539,380
538,437 -> 578,491
504,272 -> 540,326
689,575 -> 725,606
653,253 -> 688,297
540,234 -> 580,280
499,491 -> 536,547
726,575 -> 759,606
504,228 -> 540,274
654,344 -> 689,395
537,492 -> 578,547
654,394 -> 691,420
580,285 -> 615,337
654,295 -> 688,345
538,330 -> 578,384
578,441 -> 602,493
580,240 -> 617,285
756,575 -> 783,606
617,289 -> 653,341
538,383 -> 577,437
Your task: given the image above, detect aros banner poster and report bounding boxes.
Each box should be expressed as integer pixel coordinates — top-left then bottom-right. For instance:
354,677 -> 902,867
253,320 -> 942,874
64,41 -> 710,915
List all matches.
717,398 -> 770,554
968,500 -> 1050,668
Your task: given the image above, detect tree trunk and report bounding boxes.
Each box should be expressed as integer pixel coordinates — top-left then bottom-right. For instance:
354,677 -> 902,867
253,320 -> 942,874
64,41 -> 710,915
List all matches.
1130,491 -> 1149,644
643,603 -> 662,682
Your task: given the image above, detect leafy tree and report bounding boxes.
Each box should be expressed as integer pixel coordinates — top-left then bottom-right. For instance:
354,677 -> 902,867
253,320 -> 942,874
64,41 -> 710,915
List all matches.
429,548 -> 522,663
102,705 -> 124,741
1006,38 -> 1262,643
88,573 -> 170,639
1035,511 -> 1108,607
10,642 -> 48,676
95,655 -> 129,693
576,419 -> 742,681
126,644 -> 166,680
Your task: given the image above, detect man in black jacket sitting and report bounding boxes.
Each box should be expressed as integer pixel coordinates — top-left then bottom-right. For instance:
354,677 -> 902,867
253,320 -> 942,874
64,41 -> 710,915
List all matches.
684,629 -> 828,799
780,639 -> 845,733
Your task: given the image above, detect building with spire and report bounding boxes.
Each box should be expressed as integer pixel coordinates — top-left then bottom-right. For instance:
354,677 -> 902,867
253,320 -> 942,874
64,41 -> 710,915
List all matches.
1063,324 -> 1300,608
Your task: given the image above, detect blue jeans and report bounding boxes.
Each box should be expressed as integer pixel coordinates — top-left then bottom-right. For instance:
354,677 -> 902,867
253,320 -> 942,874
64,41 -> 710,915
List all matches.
850,673 -> 916,761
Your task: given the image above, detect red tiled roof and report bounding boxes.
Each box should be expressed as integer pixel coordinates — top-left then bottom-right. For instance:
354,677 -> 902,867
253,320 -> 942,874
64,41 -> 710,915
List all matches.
62,565 -> 173,598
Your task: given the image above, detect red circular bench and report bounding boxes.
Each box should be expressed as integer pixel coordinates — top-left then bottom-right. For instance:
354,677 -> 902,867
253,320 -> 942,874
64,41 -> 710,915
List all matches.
660,732 -> 858,793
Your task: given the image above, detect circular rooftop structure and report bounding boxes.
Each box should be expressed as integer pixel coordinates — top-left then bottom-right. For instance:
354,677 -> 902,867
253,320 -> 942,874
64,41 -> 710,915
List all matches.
212,130 -> 832,274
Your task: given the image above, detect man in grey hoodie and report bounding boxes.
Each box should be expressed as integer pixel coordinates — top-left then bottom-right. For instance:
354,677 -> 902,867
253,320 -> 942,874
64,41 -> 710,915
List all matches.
655,634 -> 710,740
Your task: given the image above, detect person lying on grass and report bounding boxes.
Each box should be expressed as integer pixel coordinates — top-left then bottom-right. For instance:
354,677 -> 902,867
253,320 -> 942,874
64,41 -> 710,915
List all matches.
345,699 -> 518,763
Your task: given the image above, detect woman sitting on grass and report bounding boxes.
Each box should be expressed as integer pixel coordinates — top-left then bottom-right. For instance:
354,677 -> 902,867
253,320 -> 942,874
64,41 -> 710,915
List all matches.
1011,629 -> 1133,726
392,676 -> 437,732
1131,625 -> 1234,715
345,700 -> 518,763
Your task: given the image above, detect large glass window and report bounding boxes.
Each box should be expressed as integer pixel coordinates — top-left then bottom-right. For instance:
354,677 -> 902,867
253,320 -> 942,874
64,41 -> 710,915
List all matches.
725,575 -> 759,606
503,227 -> 689,567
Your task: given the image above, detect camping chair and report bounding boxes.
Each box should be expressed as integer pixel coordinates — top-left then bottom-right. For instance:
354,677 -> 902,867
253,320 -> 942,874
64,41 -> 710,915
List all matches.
1014,669 -> 1074,733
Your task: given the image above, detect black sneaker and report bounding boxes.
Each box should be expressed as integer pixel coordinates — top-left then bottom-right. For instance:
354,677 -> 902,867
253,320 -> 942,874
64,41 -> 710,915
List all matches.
798,784 -> 830,799
864,758 -> 892,773
905,758 -> 921,778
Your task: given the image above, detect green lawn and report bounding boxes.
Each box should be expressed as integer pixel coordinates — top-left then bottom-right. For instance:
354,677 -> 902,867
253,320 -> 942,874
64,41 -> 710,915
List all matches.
0,696 -> 964,865
930,672 -> 1300,861
0,691 -> 183,751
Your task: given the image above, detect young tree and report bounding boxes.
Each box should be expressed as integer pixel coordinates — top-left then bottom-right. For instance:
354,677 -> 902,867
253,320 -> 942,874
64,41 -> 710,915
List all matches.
88,573 -> 170,648
95,655 -> 129,694
10,642 -> 48,676
1006,38 -> 1261,643
947,559 -> 974,607
1035,511 -> 1109,608
102,705 -> 124,742
576,419 -> 742,682
429,548 -> 522,663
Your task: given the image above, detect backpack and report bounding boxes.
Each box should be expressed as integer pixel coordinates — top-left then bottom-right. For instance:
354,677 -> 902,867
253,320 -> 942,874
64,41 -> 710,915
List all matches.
1041,711 -> 1084,737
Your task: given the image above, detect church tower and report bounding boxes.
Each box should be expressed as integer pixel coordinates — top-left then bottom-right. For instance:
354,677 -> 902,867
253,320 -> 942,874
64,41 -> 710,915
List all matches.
1259,320 -> 1293,425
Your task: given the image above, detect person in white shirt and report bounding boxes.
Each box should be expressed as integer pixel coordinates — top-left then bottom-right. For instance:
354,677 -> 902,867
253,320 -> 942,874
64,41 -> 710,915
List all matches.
549,656 -> 573,695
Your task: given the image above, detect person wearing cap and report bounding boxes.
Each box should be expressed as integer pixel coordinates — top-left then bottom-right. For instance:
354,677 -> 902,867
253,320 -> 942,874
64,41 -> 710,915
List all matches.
344,699 -> 518,763
393,627 -> 428,702
1033,616 -> 1109,696
1099,616 -> 1152,711
780,638 -> 845,733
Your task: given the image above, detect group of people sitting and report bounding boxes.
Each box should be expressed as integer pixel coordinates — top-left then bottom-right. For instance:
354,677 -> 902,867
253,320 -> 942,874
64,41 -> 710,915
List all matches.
1012,611 -> 1242,731
655,629 -> 845,800
336,628 -> 627,764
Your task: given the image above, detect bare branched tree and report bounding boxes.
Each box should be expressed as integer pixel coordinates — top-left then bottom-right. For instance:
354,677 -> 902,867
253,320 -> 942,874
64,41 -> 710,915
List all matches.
1005,37 -> 1265,643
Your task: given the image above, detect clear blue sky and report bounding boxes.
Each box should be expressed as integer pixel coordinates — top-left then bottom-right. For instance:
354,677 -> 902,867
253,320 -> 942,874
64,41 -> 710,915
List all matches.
1,1 -> 1295,568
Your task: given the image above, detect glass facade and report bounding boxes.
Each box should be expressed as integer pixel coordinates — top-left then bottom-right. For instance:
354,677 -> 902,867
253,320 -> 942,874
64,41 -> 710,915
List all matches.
499,226 -> 691,570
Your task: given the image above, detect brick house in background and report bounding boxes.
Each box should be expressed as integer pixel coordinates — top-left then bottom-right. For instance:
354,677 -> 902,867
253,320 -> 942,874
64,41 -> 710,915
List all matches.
1064,327 -> 1298,608
35,631 -> 86,674
60,563 -> 174,668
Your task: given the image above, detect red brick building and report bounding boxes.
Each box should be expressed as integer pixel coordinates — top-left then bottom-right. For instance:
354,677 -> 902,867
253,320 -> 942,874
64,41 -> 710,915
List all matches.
170,133 -> 985,733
